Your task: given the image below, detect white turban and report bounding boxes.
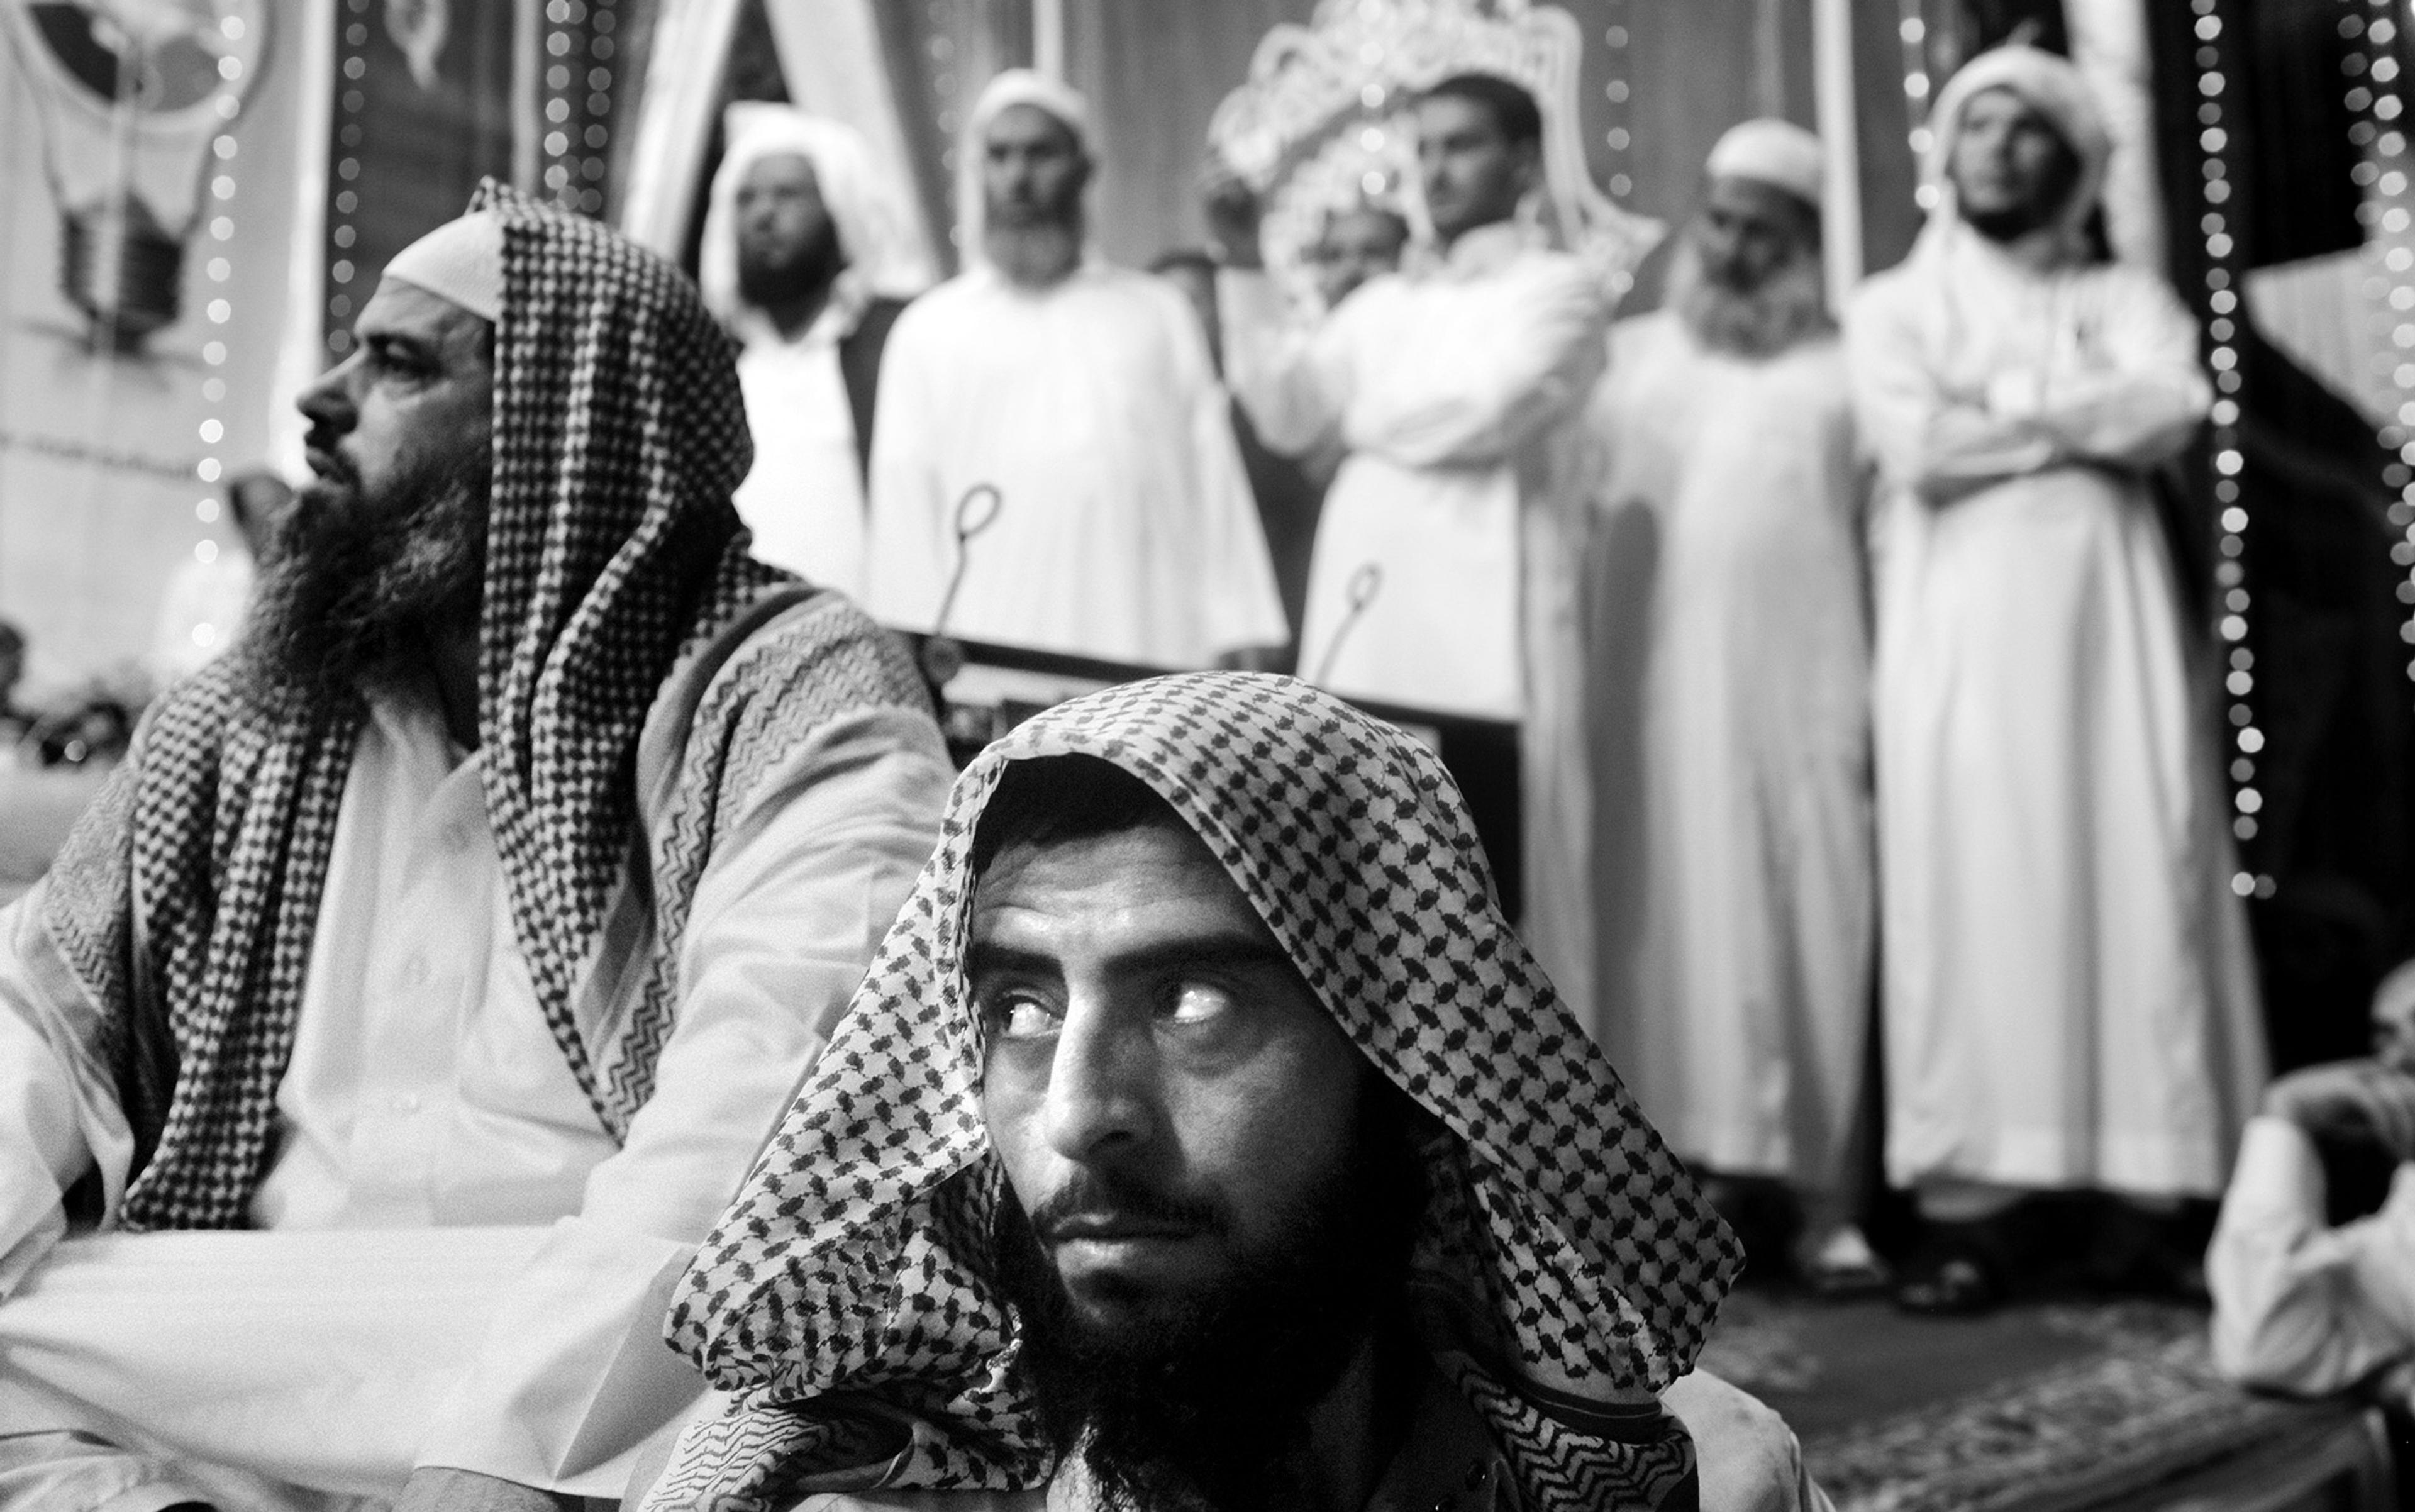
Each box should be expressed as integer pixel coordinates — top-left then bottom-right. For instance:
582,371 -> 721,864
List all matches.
1924,44 -> 2112,236
384,211 -> 504,323
955,69 -> 1094,267
700,103 -> 931,340
1705,118 -> 1823,211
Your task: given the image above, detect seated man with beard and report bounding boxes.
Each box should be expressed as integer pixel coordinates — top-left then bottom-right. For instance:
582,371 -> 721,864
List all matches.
0,186 -> 952,1511
639,674 -> 1831,1512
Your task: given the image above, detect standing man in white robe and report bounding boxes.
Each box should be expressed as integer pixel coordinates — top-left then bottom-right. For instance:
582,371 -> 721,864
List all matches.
1208,72 -> 1609,996
701,108 -> 930,596
1587,121 -> 1877,1287
862,72 -> 1285,669
1845,45 -> 2266,1311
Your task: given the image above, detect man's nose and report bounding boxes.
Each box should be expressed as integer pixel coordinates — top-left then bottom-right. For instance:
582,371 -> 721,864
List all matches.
1040,1003 -> 1154,1162
296,355 -> 360,433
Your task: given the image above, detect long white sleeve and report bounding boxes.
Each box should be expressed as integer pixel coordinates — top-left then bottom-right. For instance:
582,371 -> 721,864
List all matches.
0,888 -> 135,1301
1218,270 -> 1351,460
1342,259 -> 1606,470
1843,280 -> 2060,495
0,711 -> 952,1500
2207,1116 -> 2415,1396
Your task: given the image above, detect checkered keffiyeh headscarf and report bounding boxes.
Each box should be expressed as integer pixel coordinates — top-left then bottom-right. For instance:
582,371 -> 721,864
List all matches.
37,182 -> 828,1230
648,673 -> 1741,1512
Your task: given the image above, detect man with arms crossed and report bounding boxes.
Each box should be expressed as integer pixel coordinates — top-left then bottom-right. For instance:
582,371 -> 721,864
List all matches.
0,186 -> 950,1510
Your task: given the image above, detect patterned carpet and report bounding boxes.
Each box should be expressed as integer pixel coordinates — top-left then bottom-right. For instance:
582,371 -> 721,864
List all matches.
1700,1295 -> 2350,1511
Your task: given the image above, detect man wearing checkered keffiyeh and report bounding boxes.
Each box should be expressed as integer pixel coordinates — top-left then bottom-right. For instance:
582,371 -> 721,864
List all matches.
0,185 -> 953,1511
640,672 -> 1831,1512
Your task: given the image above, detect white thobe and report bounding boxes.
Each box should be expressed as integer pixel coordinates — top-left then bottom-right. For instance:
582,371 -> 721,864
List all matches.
863,263 -> 1285,667
0,664 -> 952,1506
1845,221 -> 2266,1198
732,305 -> 869,594
1585,313 -> 1872,1199
2209,1116 -> 2415,1395
1220,225 -> 1608,1009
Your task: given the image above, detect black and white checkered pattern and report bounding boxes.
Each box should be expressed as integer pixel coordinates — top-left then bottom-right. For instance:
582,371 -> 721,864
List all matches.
649,672 -> 1740,1512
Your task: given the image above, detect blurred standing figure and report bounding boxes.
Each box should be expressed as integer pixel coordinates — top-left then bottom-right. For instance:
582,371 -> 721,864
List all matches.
1209,73 -> 1609,995
1846,45 -> 2265,1309
1589,121 -> 1877,1286
863,71 -> 1285,667
1311,199 -> 1410,311
700,106 -> 929,594
147,469 -> 291,686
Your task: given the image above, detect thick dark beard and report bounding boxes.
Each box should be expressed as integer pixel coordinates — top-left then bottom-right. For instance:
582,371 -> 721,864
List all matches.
991,1082 -> 1428,1512
736,224 -> 843,312
1671,239 -> 1830,360
245,452 -> 491,702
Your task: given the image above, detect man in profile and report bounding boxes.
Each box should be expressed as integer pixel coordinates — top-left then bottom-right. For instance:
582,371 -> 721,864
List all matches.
1208,72 -> 1608,1005
700,105 -> 929,594
0,186 -> 950,1510
863,71 -> 1285,670
641,673 -> 1829,1512
1587,120 -> 1879,1289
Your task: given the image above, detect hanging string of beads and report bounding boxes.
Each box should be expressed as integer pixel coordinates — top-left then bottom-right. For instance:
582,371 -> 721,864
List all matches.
190,8 -> 254,642
540,0 -> 619,216
1894,0 -> 1938,212
1602,1 -> 1633,201
2338,0 -> 2415,719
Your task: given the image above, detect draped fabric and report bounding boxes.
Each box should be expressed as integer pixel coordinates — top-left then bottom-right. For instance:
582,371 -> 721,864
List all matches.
647,672 -> 1740,1512
34,182 -> 831,1230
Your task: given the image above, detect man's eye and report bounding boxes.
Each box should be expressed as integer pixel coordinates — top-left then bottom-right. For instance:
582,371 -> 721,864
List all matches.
987,993 -> 1060,1038
1166,982 -> 1237,1026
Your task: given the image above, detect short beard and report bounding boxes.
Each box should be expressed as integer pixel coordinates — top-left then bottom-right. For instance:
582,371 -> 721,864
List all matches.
245,449 -> 491,701
992,1083 -> 1427,1512
1671,238 -> 1830,359
984,216 -> 1082,290
736,226 -> 843,312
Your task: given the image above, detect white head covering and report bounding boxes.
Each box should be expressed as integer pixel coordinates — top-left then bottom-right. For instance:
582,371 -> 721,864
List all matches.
699,104 -> 931,342
1704,118 -> 1823,211
1923,44 -> 2112,242
955,68 -> 1094,269
383,211 -> 504,322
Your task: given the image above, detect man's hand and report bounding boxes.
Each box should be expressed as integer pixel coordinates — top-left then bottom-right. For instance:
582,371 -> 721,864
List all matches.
1200,162 -> 1265,272
2263,1059 -> 2415,1160
394,1467 -> 579,1512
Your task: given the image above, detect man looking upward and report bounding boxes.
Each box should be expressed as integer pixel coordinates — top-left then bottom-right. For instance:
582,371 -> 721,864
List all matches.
1209,72 -> 1609,1008
701,106 -> 928,594
642,674 -> 1831,1512
0,186 -> 950,1510
863,71 -> 1285,670
1587,120 -> 1879,1288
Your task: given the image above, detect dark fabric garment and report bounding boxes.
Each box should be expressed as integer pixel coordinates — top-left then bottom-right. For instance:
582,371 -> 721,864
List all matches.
839,295 -> 908,486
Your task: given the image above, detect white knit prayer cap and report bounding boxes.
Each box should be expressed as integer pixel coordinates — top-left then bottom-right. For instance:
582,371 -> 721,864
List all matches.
1705,118 -> 1823,211
700,103 -> 932,338
382,211 -> 504,323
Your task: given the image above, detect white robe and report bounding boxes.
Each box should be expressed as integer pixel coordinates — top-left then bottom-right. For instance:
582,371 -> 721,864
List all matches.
1586,313 -> 1873,1198
1219,225 -> 1608,1005
0,614 -> 953,1507
1845,220 -> 2266,1199
730,304 -> 870,595
862,262 -> 1285,668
